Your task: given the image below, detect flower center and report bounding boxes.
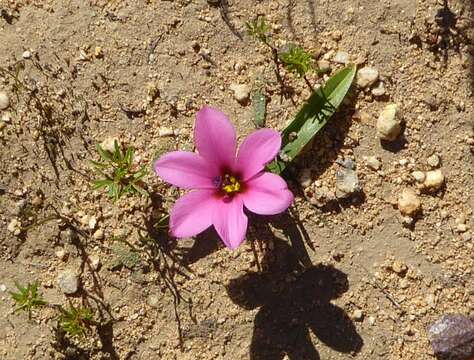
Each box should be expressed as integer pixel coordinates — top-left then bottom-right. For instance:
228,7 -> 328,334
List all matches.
221,174 -> 241,194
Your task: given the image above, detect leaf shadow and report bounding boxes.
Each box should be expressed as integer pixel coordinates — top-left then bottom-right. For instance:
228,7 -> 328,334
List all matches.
227,212 -> 363,359
286,0 -> 320,42
427,0 -> 473,68
457,0 -> 474,93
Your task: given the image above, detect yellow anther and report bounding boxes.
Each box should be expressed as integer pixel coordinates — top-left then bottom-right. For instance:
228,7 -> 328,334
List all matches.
221,175 -> 241,194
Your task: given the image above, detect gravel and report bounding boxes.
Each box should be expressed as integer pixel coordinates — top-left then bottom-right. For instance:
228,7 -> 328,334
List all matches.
333,51 -> 350,64
377,104 -> 402,141
423,170 -> 445,190
335,167 -> 361,199
411,171 -> 426,183
429,314 -> 474,360
427,154 -> 440,168
356,67 -> 379,88
366,156 -> 381,170
229,83 -> 250,103
57,270 -> 79,295
352,309 -> 364,321
398,188 -> 421,216
22,50 -> 32,59
0,91 -> 10,110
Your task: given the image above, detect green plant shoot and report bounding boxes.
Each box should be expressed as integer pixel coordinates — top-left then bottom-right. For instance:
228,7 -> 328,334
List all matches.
9,281 -> 47,319
279,44 -> 313,77
245,17 -> 271,44
90,140 -> 148,201
58,304 -> 94,338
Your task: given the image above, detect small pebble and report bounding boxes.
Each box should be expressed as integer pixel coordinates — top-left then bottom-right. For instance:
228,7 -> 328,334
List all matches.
331,30 -> 342,41
309,186 -> 335,207
7,218 -> 21,235
147,294 -> 160,308
356,67 -> 379,88
79,49 -> 89,61
427,154 -> 440,168
399,158 -> 409,167
400,279 -> 410,289
371,82 -> 385,97
0,91 -> 10,110
317,60 -> 331,72
423,170 -> 445,190
352,309 -> 364,321
366,156 -> 381,170
159,127 -> 174,137
333,51 -> 350,64
90,256 -> 101,270
368,316 -> 376,326
94,46 -> 103,58
335,167 -> 362,199
0,284 -> 6,292
93,228 -> 104,240
88,216 -> 97,230
377,104 -> 402,141
229,83 -> 250,104
22,50 -> 32,59
398,188 -> 421,216
462,233 -> 472,241
100,137 -> 120,153
411,171 -> 426,183
1,112 -> 12,123
392,260 -> 407,274
31,195 -> 43,207
55,249 -> 69,261
456,224 -> 468,233
299,168 -> 312,188
57,270 -> 79,295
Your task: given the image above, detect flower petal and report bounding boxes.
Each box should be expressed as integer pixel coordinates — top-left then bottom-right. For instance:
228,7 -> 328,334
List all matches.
170,190 -> 218,238
195,106 -> 237,169
242,172 -> 293,215
154,151 -> 218,189
212,196 -> 248,249
235,129 -> 281,180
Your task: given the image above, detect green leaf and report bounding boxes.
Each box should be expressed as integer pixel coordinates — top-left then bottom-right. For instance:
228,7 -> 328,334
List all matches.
124,146 -> 134,167
133,166 -> 147,180
113,140 -> 122,161
246,17 -> 270,43
9,281 -> 47,319
267,64 -> 356,174
279,44 -> 313,77
89,160 -> 107,169
59,305 -> 94,338
93,179 -> 112,189
96,144 -> 113,162
131,183 -> 148,197
252,79 -> 266,128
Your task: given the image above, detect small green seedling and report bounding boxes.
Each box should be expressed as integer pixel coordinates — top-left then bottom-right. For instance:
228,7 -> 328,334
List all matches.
9,281 -> 47,319
90,140 -> 148,201
59,304 -> 94,338
246,17 -> 271,45
279,44 -> 313,77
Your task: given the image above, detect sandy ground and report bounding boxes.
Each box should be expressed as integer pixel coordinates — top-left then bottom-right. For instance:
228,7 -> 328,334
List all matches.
0,0 -> 473,359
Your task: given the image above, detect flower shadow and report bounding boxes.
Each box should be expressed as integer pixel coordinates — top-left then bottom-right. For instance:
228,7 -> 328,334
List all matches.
227,233 -> 363,359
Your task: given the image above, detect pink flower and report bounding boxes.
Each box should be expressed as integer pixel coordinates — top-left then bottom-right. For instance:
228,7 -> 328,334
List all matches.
154,106 -> 294,249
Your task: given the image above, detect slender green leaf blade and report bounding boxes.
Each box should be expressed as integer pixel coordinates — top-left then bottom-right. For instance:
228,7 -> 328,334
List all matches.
267,64 -> 356,174
96,145 -> 113,162
252,89 -> 266,128
93,179 -> 112,189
